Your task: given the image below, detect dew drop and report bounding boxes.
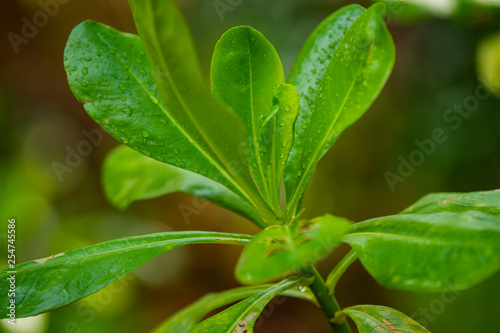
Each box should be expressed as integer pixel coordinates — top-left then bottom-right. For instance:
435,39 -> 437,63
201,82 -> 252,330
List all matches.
173,149 -> 179,155
119,84 -> 126,90
101,118 -> 109,124
281,140 -> 287,148
142,131 -> 150,138
284,106 -> 290,112
81,67 -> 88,76
123,107 -> 132,115
250,37 -> 256,42
299,286 -> 306,292
150,96 -> 159,104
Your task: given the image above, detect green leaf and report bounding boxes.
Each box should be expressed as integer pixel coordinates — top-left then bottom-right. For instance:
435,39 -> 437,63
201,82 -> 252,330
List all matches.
477,31 -> 500,97
127,0 -> 273,221
344,211 -> 500,292
211,26 -> 286,206
236,214 -> 352,285
401,189 -> 500,216
285,3 -> 395,214
260,84 -> 300,209
0,231 -> 250,318
189,277 -> 303,333
151,285 -> 316,333
285,4 -> 364,196
103,145 -> 263,225
64,21 -> 257,214
338,304 -> 429,332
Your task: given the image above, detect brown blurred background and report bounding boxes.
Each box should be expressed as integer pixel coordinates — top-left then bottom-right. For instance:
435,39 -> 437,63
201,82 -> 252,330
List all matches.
1,0 -> 500,332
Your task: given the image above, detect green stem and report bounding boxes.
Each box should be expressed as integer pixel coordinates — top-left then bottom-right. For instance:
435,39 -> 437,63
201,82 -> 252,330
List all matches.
326,250 -> 357,295
302,266 -> 352,333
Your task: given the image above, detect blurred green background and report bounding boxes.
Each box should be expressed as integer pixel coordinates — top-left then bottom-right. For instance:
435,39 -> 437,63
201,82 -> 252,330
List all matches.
1,0 -> 500,332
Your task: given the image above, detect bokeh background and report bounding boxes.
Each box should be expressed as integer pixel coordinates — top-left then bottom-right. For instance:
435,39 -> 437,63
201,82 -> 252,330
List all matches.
1,0 -> 500,332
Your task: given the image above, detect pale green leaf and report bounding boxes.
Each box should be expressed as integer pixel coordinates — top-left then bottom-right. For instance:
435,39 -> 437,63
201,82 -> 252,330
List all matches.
102,145 -> 262,224
0,232 -> 250,318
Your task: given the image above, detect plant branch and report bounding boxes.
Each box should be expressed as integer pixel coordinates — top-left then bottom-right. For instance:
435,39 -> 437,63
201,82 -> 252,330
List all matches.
302,265 -> 352,333
326,250 -> 357,294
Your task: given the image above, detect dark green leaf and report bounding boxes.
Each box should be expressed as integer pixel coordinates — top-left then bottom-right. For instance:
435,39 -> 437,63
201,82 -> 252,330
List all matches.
236,214 -> 352,285
401,189 -> 500,216
286,3 -> 395,214
128,0 -> 272,221
344,211 -> 500,292
103,145 -> 262,224
285,4 -> 364,196
151,285 -> 316,333
64,21 -> 257,214
211,26 -> 286,206
338,304 -> 429,332
190,277 -> 303,333
0,231 -> 250,318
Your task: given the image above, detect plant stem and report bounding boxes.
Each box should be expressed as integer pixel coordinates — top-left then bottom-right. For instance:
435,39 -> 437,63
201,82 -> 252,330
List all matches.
303,265 -> 352,333
326,250 -> 357,295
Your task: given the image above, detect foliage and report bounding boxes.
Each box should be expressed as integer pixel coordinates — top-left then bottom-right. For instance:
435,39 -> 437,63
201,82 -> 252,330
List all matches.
2,0 -> 500,332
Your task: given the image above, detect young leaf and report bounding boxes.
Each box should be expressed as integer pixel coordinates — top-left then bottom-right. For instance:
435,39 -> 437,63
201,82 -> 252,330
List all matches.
286,3 -> 395,214
211,26 -> 286,205
401,189 -> 500,216
103,145 -> 264,227
236,214 -> 352,285
64,21 -> 256,212
285,4 -> 365,196
337,304 -> 430,332
189,277 -> 303,333
344,211 -> 500,292
151,285 -> 316,333
127,0 -> 273,221
0,231 -> 250,319
260,84 -> 300,209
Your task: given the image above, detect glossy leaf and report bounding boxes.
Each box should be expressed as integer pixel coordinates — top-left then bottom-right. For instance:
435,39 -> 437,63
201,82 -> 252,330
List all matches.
103,145 -> 263,225
401,189 -> 500,216
211,26 -> 286,205
64,21 -> 255,211
127,0 -> 271,220
344,211 -> 500,292
286,3 -> 395,214
338,304 -> 430,332
285,4 -> 364,196
151,285 -> 316,333
0,231 -> 251,318
190,277 -> 303,333
260,84 -> 300,208
477,31 -> 500,97
236,214 -> 352,285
